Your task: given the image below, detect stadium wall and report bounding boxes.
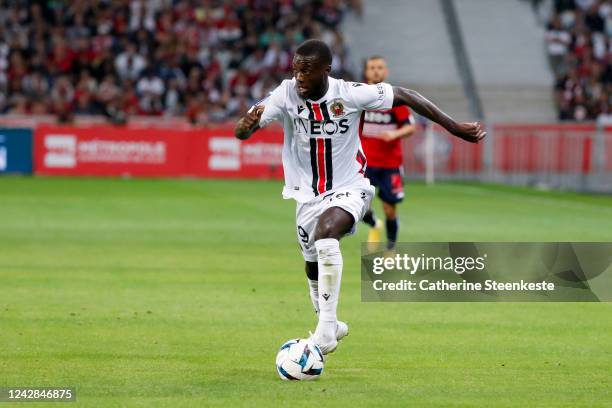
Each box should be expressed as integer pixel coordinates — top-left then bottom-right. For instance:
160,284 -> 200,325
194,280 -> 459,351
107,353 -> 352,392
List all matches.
403,123 -> 612,192
0,121 -> 610,193
0,128 -> 33,175
33,125 -> 283,179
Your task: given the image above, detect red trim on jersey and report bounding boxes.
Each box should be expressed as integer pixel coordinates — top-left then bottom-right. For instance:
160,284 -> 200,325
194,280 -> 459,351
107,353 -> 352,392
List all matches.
356,150 -> 367,174
316,138 -> 326,193
359,111 -> 365,136
312,103 -> 324,121
309,138 -> 333,196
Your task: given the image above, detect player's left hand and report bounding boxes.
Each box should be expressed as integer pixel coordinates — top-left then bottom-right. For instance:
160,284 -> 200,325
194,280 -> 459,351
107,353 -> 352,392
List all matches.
450,122 -> 486,143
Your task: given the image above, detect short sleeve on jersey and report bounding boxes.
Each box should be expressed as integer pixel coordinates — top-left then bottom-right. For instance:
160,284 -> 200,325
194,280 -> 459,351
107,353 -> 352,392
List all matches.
249,81 -> 287,127
348,82 -> 394,111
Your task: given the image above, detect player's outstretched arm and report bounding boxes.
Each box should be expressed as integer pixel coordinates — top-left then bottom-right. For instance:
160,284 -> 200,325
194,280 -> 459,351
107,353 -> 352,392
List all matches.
392,87 -> 486,143
234,105 -> 265,140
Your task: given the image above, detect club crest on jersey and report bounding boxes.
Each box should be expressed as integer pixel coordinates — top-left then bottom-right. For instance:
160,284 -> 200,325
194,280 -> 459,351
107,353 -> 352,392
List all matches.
330,100 -> 344,117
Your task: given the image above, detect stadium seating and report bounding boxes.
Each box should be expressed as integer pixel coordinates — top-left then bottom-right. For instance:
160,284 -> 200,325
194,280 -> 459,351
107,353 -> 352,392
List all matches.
343,0 -> 471,121
546,0 -> 611,121
454,0 -> 557,123
0,0 -> 358,124
343,0 -> 558,123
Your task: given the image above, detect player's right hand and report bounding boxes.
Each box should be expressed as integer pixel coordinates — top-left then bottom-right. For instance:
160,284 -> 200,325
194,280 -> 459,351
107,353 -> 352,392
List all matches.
235,105 -> 265,140
242,105 -> 265,130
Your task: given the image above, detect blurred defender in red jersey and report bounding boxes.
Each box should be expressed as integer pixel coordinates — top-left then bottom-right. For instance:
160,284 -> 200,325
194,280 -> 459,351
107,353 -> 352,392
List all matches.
360,56 -> 417,250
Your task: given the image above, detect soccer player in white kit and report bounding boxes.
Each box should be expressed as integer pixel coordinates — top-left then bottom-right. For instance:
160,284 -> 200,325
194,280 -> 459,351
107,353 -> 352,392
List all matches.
235,40 -> 485,355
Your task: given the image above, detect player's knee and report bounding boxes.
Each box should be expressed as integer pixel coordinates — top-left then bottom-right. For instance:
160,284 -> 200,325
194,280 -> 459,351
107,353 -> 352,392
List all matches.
314,207 -> 354,240
314,218 -> 338,240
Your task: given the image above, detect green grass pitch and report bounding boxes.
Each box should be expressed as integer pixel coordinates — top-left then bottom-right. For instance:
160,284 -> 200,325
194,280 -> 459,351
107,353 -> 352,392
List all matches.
1,177 -> 611,407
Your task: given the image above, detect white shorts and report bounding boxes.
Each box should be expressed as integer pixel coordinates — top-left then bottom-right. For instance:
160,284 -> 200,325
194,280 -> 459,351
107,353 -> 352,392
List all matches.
295,185 -> 375,262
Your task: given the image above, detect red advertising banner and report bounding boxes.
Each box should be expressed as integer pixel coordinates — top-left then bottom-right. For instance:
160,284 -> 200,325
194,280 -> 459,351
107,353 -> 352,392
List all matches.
34,125 -> 284,179
491,124 -> 596,174
34,126 -> 191,177
403,124 -> 483,174
32,123 -> 611,180
604,126 -> 612,172
187,126 -> 283,179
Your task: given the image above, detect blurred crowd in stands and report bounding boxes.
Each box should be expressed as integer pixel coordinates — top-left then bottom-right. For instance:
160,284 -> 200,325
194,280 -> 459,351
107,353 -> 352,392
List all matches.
0,0 -> 360,124
3,0 -> 609,125
546,0 -> 611,122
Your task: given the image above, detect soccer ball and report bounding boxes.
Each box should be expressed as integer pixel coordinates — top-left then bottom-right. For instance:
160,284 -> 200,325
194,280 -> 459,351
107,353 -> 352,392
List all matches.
275,338 -> 325,381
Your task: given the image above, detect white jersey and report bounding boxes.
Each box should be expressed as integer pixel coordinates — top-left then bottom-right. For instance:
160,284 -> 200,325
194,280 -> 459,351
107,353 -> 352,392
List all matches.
253,76 -> 394,203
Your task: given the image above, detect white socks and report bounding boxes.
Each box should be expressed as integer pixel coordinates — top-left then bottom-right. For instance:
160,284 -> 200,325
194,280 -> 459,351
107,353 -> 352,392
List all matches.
314,238 -> 343,340
307,278 -> 319,314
